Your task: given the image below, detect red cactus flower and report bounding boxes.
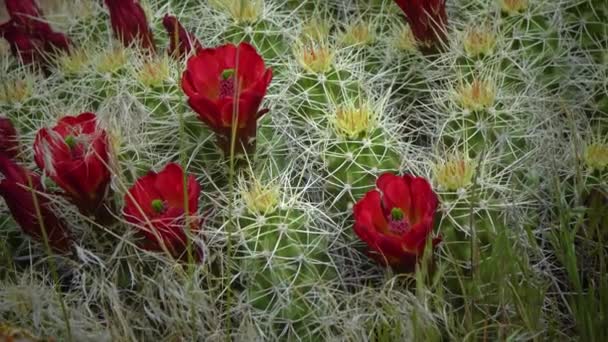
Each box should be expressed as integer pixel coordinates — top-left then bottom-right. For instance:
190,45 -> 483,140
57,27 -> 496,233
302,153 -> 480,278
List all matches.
33,113 -> 111,218
0,116 -> 20,159
104,0 -> 156,53
123,163 -> 203,261
0,155 -> 73,253
394,0 -> 447,51
181,42 -> 273,155
353,173 -> 441,272
163,14 -> 202,59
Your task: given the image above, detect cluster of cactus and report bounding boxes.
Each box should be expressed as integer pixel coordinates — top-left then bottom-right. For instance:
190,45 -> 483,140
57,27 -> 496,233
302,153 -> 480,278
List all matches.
0,0 -> 607,341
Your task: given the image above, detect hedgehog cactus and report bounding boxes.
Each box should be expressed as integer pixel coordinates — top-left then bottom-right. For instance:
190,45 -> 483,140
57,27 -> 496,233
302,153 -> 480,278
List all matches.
0,0 -> 606,340
320,101 -> 401,212
236,177 -> 337,340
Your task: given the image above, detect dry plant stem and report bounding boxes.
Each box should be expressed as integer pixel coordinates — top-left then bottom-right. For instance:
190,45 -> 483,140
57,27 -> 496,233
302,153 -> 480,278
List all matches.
0,234 -> 16,278
24,176 -> 73,342
466,149 -> 484,332
177,98 -> 198,336
224,45 -> 244,341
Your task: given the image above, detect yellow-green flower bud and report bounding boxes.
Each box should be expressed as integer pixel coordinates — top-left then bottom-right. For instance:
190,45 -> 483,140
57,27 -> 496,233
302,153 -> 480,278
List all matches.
434,156 -> 477,191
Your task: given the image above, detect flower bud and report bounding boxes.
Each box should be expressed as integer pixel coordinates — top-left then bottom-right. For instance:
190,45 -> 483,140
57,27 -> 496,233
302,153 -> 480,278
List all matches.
463,26 -> 496,57
163,15 -> 202,59
58,48 -> 89,75
393,23 -> 417,52
209,0 -> 263,24
96,47 -> 128,74
104,0 -> 156,52
242,180 -> 280,215
333,104 -> 375,139
137,58 -> 170,88
434,155 -> 477,191
341,22 -> 375,46
301,18 -> 330,42
456,79 -> 496,112
294,41 -> 334,74
0,79 -> 31,104
500,0 -> 528,15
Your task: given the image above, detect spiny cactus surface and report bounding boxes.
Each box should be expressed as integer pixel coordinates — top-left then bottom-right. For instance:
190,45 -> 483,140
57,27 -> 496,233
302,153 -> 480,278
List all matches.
0,0 -> 607,341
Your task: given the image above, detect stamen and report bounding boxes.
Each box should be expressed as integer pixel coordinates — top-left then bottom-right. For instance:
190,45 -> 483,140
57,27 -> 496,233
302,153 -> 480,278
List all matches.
391,207 -> 404,221
221,69 -> 235,80
151,199 -> 165,213
65,135 -> 76,149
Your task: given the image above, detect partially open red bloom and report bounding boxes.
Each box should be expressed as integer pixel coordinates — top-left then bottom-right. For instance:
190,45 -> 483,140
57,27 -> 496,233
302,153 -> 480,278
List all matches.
34,113 -> 111,218
394,0 -> 447,51
163,14 -> 202,59
0,0 -> 71,65
353,173 -> 440,272
123,163 -> 203,261
104,0 -> 156,52
0,155 -> 72,253
181,42 -> 273,155
0,116 -> 19,159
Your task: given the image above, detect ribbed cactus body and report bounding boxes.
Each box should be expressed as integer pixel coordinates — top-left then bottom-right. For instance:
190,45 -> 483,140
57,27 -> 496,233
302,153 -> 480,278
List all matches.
290,67 -> 360,121
238,201 -> 337,340
223,20 -> 288,61
323,129 -> 400,211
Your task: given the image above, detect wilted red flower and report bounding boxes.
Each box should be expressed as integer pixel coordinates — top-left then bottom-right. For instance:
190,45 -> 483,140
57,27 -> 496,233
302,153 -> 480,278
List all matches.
123,163 -> 203,261
353,173 -> 440,272
181,42 -> 273,155
104,0 -> 156,53
0,116 -> 20,159
0,22 -> 42,64
163,14 -> 202,59
0,7 -> 71,65
394,0 -> 447,51
0,155 -> 73,253
5,0 -> 45,29
34,113 -> 111,219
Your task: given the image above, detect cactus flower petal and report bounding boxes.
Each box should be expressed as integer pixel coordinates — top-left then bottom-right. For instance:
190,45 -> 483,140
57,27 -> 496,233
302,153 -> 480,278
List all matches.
0,155 -> 73,253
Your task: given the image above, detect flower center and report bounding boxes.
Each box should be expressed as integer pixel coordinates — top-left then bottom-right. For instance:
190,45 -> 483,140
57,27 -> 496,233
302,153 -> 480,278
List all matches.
64,134 -> 86,159
219,69 -> 236,98
65,135 -> 76,149
388,208 -> 410,234
151,199 -> 165,213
